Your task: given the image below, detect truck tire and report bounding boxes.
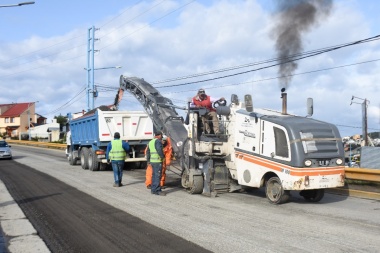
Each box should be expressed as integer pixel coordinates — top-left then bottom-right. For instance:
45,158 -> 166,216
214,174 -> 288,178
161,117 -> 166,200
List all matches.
68,152 -> 77,166
265,177 -> 290,204
300,189 -> 324,202
80,147 -> 89,170
88,148 -> 99,171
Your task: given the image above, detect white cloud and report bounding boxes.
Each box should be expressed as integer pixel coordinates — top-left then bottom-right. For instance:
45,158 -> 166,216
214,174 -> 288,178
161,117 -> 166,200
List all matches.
0,0 -> 379,137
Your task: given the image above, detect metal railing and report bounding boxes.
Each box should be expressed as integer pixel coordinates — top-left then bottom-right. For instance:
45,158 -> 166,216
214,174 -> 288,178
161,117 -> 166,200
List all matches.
345,167 -> 380,183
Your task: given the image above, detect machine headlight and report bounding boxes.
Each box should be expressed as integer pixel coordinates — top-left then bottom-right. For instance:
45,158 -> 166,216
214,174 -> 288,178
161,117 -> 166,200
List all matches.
336,158 -> 343,165
304,160 -> 312,167
176,141 -> 183,147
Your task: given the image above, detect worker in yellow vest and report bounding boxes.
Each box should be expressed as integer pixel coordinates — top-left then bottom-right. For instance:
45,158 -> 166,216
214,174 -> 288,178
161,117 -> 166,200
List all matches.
106,132 -> 130,187
146,131 -> 166,196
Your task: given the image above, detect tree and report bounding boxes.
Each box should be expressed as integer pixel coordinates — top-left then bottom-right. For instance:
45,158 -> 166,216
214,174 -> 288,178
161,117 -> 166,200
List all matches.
54,115 -> 67,131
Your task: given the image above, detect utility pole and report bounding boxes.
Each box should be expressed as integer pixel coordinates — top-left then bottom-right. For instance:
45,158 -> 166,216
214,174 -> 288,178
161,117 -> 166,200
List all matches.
350,96 -> 370,146
86,26 -> 98,112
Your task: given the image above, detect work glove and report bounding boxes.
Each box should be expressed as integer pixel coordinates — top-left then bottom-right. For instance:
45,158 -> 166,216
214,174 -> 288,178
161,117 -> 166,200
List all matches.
107,159 -> 111,164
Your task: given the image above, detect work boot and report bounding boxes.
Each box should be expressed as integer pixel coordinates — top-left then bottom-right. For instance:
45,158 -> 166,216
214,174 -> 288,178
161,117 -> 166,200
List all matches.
147,185 -> 151,189
113,183 -> 119,187
161,185 -> 166,189
156,191 -> 166,196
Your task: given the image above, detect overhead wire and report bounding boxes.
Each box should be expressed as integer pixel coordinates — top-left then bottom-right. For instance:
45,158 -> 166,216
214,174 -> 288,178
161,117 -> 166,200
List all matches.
97,0 -> 167,40
0,1 -> 144,66
151,36 -> 380,85
0,1 -> 192,80
45,85 -> 87,116
38,2 -> 196,115
98,0 -> 144,29
97,0 -> 195,51
155,34 -> 380,88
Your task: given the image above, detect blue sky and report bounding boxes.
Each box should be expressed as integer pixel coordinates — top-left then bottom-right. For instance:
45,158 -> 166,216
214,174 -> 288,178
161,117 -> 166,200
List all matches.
0,0 -> 380,138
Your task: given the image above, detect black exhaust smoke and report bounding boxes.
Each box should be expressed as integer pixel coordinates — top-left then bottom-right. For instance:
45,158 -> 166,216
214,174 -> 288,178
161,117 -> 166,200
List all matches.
271,0 -> 333,88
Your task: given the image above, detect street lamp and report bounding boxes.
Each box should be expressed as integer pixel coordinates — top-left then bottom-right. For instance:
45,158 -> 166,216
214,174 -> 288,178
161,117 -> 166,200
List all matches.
0,1 -> 35,8
85,66 -> 122,111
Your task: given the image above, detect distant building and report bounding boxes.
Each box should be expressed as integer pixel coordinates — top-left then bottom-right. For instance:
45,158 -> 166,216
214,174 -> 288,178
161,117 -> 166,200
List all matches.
0,102 -> 39,138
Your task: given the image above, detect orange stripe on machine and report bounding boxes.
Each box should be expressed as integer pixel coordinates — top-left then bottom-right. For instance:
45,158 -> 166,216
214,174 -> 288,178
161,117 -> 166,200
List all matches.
235,151 -> 345,176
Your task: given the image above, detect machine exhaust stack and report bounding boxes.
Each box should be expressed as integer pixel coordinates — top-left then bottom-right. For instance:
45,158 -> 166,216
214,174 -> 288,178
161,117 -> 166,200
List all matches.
281,88 -> 287,115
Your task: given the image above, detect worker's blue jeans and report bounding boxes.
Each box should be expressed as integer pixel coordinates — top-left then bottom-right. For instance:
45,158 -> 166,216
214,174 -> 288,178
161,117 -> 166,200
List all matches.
111,161 -> 124,185
151,162 -> 162,194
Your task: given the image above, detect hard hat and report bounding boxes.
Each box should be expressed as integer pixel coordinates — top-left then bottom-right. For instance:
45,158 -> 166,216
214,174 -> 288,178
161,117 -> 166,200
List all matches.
162,135 -> 168,141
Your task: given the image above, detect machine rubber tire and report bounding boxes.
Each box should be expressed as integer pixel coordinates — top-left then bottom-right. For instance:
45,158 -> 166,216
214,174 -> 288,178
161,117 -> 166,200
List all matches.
80,147 -> 89,170
88,148 -> 99,171
189,175 -> 203,194
265,177 -> 290,204
301,189 -> 325,202
181,169 -> 203,194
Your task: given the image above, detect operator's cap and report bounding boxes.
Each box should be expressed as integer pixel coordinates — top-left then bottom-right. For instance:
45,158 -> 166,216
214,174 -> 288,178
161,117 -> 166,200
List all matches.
114,132 -> 120,138
198,88 -> 205,94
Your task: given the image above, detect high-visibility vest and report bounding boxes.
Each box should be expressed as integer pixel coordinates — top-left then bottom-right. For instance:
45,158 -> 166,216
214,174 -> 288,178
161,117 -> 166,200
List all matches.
109,140 -> 126,161
148,138 -> 162,163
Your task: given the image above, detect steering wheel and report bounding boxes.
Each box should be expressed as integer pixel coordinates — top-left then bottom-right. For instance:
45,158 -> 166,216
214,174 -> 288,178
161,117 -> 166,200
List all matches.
213,99 -> 227,108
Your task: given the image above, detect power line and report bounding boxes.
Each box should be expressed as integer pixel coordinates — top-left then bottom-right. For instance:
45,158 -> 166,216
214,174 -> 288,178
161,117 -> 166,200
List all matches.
45,85 -> 86,116
152,37 -> 380,85
98,0 -> 144,29
156,34 -> 380,88
97,0 -> 195,51
0,54 -> 86,79
97,0 -> 167,40
0,35 -> 85,65
0,1 -> 145,66
0,1 -> 194,79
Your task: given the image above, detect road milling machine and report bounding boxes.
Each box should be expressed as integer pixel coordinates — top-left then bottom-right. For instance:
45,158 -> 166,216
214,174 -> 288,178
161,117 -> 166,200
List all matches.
118,76 -> 345,204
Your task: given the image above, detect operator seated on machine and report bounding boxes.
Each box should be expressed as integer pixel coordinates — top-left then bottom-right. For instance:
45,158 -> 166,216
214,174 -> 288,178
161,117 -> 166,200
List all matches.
192,88 -> 225,135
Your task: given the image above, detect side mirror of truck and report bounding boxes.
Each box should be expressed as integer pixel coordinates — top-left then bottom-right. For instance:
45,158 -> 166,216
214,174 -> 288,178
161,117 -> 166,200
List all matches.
307,98 -> 313,117
244,94 -> 253,112
231,94 -> 239,105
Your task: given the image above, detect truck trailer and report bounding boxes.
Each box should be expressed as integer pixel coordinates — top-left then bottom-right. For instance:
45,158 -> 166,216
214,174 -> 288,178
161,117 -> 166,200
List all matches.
66,108 -> 153,171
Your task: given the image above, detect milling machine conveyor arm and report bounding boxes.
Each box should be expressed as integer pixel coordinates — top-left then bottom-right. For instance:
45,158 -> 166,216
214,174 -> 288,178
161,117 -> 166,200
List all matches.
119,75 -> 189,159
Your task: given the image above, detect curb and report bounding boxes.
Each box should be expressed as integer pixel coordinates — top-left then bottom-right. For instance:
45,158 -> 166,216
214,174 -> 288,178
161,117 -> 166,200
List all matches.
0,180 -> 50,253
5,140 -> 66,150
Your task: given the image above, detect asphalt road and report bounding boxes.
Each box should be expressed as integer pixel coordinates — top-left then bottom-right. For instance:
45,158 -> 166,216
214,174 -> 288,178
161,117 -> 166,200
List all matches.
1,145 -> 380,253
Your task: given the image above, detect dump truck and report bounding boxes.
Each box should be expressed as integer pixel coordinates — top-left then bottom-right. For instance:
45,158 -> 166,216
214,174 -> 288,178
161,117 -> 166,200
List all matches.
116,76 -> 345,204
66,108 -> 153,171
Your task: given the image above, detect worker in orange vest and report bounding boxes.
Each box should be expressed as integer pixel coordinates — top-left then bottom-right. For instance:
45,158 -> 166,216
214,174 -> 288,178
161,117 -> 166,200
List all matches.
145,135 -> 173,189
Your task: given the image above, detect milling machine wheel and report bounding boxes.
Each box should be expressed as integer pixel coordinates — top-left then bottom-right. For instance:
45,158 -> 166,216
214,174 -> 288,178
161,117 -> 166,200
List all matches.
265,177 -> 290,204
300,189 -> 325,202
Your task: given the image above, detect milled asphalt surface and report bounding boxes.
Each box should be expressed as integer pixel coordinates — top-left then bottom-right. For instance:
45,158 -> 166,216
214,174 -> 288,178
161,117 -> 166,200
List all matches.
1,141 -> 380,252
0,180 -> 50,253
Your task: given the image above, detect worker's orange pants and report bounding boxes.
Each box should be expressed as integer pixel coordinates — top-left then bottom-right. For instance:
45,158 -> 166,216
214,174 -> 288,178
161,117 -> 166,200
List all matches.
145,163 -> 166,187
